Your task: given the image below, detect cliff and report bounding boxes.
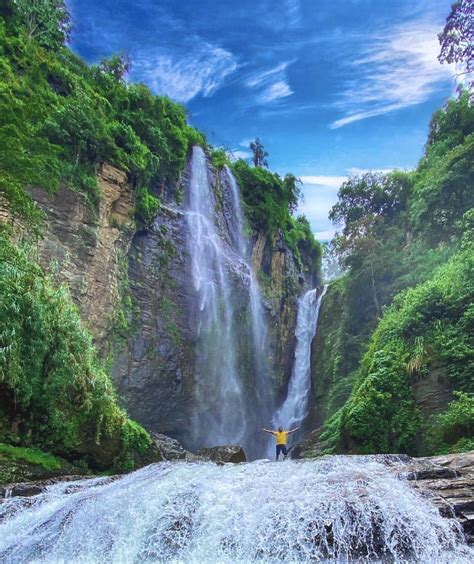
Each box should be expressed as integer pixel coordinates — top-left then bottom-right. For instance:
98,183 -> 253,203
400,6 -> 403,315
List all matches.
11,152 -> 319,452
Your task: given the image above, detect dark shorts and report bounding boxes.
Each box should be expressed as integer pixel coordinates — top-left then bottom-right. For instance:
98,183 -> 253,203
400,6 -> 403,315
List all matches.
276,444 -> 287,457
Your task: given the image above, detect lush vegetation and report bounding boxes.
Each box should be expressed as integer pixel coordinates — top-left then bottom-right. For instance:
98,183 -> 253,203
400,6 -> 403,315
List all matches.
232,158 -> 322,272
0,443 -> 64,472
0,0 -> 204,230
0,235 -> 154,471
314,91 -> 474,456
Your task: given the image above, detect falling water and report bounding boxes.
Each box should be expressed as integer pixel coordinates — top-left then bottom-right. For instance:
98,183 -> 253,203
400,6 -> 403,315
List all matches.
273,286 -> 327,433
185,148 -> 273,457
224,165 -> 272,397
1,458 -> 472,562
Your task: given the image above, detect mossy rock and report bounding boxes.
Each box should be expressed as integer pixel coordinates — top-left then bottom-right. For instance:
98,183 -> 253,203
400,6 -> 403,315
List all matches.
0,444 -> 84,485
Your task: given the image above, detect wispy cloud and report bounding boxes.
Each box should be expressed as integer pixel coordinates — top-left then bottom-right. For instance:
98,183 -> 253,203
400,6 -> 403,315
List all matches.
300,175 -> 347,188
239,138 -> 253,148
286,0 -> 302,28
346,167 -> 395,175
260,80 -> 293,103
246,61 -> 294,104
132,41 -> 237,103
229,149 -> 252,161
298,166 -> 401,240
330,21 -> 455,128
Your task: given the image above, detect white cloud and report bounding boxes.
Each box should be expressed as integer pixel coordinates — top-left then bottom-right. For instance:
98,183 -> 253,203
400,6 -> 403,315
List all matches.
346,167 -> 395,176
132,42 -> 237,103
298,167 -> 399,240
239,138 -> 253,148
297,178 -> 343,241
299,175 -> 347,188
286,0 -> 302,28
330,21 -> 455,128
229,149 -> 251,161
259,80 -> 293,103
314,229 -> 336,241
246,61 -> 294,104
246,62 -> 289,88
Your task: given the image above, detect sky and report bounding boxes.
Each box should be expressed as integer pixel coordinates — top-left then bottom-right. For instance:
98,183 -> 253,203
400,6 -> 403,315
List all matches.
68,0 -> 457,240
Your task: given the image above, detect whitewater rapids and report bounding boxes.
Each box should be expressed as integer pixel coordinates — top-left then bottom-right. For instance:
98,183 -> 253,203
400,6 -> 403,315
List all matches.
1,457 -> 473,563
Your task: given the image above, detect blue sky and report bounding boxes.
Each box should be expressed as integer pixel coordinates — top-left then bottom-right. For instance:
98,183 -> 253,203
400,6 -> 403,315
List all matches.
68,0 -> 456,240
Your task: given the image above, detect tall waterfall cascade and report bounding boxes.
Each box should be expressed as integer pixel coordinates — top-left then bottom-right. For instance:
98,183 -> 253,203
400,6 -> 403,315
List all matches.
185,147 -> 273,458
1,458 -> 472,562
273,285 -> 327,433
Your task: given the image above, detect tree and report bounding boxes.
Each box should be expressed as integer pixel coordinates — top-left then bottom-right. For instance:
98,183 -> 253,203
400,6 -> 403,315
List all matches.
329,172 -> 410,234
14,0 -> 71,49
98,54 -> 131,82
438,0 -> 473,86
249,137 -> 269,168
283,173 -> 303,213
322,241 -> 344,281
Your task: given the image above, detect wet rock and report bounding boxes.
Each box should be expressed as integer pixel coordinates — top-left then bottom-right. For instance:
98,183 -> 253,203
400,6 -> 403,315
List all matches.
0,453 -> 85,488
197,445 -> 247,464
0,475 -> 94,499
394,451 -> 474,544
151,433 -> 187,460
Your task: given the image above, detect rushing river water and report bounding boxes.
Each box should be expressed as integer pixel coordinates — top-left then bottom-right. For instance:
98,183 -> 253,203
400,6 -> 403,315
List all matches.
1,457 -> 472,563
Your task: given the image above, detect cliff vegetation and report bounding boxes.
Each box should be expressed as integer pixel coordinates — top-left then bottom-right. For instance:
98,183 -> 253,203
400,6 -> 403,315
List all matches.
312,91 -> 474,456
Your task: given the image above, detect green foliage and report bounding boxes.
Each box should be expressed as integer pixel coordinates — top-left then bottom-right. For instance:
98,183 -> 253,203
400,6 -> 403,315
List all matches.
135,187 -> 161,227
0,235 -> 153,470
0,442 -> 63,471
336,243 -> 474,454
410,92 -> 474,244
13,0 -> 71,49
210,148 -> 230,170
431,392 -> 474,454
231,159 -> 320,272
315,94 -> 474,456
0,7 -> 203,225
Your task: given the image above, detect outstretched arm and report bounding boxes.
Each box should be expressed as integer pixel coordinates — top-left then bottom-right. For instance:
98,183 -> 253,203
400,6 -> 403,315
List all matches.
262,428 -> 275,434
287,427 -> 299,434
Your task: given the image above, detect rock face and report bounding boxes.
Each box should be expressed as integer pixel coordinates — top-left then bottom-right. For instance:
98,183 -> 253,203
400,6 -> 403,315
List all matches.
112,156 -> 317,448
10,153 -> 317,454
251,231 -> 315,395
395,451 -> 474,544
112,200 -> 194,443
28,163 -> 135,350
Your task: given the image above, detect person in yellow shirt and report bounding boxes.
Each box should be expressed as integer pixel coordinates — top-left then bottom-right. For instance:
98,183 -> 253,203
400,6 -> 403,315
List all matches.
262,425 -> 299,460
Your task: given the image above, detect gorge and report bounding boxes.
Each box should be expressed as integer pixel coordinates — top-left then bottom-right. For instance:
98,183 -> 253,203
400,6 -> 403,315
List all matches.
0,0 -> 473,560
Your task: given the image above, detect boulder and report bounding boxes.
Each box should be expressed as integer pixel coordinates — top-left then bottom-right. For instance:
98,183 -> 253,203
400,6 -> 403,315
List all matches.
197,445 -> 247,464
0,475 -> 100,499
151,433 -> 187,460
391,451 -> 474,545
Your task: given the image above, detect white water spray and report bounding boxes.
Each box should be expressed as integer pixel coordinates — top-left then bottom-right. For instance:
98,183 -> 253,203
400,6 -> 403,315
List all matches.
1,458 -> 471,562
273,286 -> 327,432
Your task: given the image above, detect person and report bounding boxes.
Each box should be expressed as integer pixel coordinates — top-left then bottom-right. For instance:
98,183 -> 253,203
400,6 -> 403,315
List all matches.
262,425 -> 299,460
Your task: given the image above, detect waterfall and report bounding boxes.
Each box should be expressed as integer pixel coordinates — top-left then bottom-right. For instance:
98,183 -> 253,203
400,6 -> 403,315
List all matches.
273,286 -> 327,432
1,459 -> 472,562
185,147 -> 273,458
224,165 -> 272,400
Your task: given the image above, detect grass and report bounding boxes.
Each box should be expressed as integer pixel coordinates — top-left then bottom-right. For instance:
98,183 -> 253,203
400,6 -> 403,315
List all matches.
0,443 -> 65,472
